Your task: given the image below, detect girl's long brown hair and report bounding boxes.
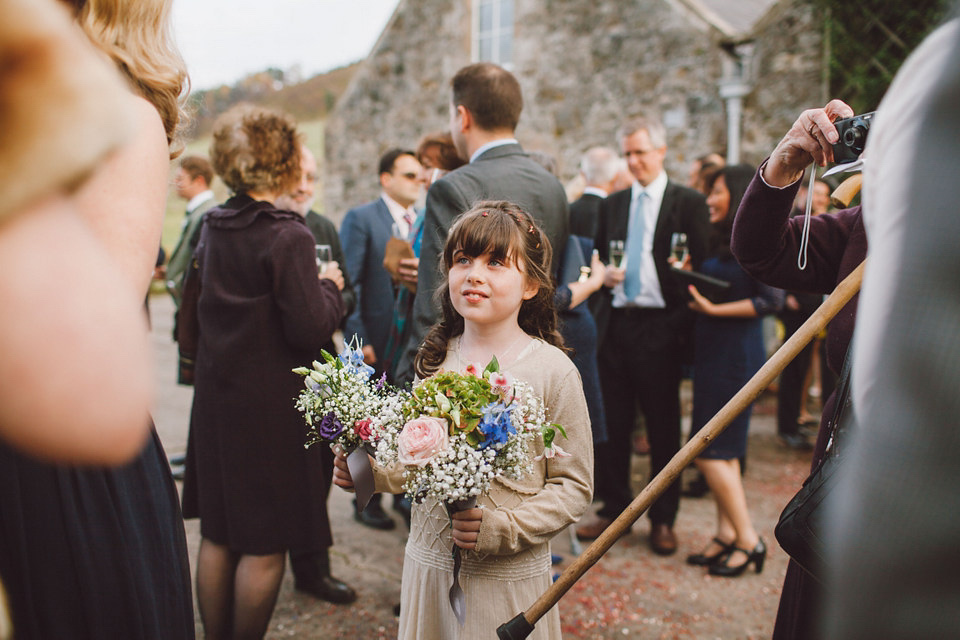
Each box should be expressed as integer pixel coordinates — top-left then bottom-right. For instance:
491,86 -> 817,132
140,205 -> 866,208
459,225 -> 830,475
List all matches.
414,200 -> 565,378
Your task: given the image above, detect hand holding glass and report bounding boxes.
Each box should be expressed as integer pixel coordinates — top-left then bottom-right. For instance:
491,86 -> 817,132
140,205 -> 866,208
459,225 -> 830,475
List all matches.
670,233 -> 689,265
315,244 -> 332,273
609,240 -> 625,268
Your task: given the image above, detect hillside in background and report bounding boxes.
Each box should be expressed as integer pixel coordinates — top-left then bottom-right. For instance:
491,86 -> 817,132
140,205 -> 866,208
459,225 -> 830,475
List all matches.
184,62 -> 360,139
160,63 -> 359,259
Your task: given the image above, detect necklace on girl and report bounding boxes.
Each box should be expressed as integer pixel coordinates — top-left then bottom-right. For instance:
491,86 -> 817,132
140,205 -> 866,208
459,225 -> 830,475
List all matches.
456,333 -> 529,372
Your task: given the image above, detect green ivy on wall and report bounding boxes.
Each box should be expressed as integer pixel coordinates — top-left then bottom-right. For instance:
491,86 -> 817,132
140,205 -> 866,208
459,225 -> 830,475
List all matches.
819,0 -> 953,113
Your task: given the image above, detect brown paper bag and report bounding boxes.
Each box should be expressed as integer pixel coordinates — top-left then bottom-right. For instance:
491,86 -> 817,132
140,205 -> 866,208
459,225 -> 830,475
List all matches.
383,236 -> 416,292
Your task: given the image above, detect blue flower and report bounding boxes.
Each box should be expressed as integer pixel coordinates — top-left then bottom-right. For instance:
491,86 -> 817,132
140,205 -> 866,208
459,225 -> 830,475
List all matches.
339,345 -> 375,380
316,411 -> 344,440
477,402 -> 515,450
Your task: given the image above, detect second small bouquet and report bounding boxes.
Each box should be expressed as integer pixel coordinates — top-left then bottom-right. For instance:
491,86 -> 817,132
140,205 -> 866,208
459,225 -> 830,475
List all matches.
374,357 -> 568,506
293,337 -> 405,509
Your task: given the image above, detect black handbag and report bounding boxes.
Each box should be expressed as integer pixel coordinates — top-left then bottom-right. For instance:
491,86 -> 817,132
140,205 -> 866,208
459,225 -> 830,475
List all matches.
774,346 -> 855,583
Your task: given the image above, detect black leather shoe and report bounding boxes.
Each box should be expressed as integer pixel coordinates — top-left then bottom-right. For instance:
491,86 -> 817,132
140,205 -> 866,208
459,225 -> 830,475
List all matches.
709,538 -> 767,577
686,537 -> 734,566
355,499 -> 395,530
295,576 -> 357,604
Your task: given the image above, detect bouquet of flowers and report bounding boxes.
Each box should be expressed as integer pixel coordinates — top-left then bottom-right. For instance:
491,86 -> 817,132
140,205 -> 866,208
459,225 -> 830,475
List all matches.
374,357 -> 569,506
293,337 -> 405,507
375,356 -> 569,625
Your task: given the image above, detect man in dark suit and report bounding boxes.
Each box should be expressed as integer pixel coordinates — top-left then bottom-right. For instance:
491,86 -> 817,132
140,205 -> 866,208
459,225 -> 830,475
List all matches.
394,62 -> 569,383
340,147 -> 422,529
274,145 -> 357,604
569,146 -> 622,239
576,116 -> 711,555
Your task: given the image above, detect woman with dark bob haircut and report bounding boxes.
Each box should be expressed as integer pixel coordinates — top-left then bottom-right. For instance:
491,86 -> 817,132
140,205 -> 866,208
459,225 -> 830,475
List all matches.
179,106 -> 346,639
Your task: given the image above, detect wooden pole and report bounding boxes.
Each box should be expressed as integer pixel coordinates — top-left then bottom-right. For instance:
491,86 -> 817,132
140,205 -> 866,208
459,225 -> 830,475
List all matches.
497,261 -> 866,639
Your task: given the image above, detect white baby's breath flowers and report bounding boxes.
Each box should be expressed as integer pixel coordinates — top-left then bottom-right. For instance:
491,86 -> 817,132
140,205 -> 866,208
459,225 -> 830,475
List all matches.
375,377 -> 555,504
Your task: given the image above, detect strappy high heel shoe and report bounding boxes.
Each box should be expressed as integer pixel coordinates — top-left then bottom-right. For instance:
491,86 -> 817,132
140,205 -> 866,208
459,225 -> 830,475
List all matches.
686,537 -> 734,566
708,538 -> 767,577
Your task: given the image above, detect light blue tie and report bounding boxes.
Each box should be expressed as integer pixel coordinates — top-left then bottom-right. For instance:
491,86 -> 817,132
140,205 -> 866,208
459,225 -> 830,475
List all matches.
622,191 -> 647,300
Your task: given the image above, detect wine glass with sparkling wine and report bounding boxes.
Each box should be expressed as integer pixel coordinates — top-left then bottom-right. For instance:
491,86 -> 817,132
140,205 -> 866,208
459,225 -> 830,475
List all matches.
315,244 -> 332,273
670,233 -> 688,265
609,240 -> 625,268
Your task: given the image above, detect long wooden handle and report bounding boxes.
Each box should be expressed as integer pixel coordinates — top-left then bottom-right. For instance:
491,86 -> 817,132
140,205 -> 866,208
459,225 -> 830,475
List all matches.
499,260 -> 866,638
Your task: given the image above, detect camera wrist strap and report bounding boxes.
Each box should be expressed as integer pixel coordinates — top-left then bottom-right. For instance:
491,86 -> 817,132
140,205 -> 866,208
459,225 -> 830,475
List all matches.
797,164 -> 817,271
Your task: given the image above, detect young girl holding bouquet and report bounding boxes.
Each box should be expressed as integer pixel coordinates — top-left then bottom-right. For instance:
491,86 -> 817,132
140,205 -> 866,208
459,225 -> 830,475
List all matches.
334,200 -> 594,639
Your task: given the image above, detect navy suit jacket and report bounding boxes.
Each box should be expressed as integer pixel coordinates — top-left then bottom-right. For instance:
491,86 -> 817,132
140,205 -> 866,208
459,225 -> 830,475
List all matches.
593,181 -> 710,348
339,197 -> 396,364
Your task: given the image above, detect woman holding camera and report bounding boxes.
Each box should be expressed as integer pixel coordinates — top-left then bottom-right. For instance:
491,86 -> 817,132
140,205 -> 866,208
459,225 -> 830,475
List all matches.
731,100 -> 864,640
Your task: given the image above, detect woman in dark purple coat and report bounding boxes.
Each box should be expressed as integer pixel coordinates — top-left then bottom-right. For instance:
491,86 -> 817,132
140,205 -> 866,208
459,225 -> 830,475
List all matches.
178,106 -> 345,639
731,100 -> 865,640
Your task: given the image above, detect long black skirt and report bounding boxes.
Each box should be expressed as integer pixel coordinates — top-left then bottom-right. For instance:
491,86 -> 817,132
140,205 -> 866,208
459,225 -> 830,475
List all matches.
0,426 -> 194,639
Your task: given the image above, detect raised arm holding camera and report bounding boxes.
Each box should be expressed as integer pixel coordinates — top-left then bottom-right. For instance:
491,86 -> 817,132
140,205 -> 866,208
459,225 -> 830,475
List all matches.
729,99 -> 867,640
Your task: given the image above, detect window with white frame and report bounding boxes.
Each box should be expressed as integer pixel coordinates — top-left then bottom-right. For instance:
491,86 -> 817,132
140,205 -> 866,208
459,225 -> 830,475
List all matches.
473,0 -> 514,67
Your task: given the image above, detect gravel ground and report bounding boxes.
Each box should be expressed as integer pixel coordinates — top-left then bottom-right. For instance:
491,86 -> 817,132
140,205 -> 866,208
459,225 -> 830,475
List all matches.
149,295 -> 817,639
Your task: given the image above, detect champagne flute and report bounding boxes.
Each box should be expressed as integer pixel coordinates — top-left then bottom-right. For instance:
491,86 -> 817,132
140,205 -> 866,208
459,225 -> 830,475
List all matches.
670,233 -> 688,265
315,244 -> 332,273
609,240 -> 625,268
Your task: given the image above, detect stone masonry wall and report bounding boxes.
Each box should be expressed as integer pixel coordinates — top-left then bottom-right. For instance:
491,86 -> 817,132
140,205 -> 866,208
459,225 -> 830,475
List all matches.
323,0 -> 823,223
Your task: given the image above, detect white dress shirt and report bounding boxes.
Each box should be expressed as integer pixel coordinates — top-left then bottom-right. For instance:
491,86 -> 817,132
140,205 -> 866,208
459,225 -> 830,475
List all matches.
381,192 -> 416,239
612,171 -> 668,308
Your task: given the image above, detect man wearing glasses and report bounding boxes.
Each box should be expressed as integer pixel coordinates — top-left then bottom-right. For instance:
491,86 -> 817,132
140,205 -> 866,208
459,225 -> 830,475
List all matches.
577,116 -> 711,556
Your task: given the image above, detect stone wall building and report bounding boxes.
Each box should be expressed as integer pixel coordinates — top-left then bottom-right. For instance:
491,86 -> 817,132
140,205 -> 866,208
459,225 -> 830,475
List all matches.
323,0 -> 826,221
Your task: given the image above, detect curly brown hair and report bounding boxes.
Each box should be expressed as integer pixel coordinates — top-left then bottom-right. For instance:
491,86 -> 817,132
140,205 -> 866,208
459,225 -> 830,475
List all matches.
209,105 -> 302,196
414,200 -> 565,378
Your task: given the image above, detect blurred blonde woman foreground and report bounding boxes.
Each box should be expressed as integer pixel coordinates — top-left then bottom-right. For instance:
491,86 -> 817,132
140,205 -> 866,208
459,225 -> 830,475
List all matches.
0,0 -> 195,638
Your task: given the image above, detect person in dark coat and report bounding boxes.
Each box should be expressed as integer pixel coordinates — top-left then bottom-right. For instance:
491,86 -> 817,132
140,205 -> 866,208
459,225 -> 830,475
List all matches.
730,99 -> 864,640
179,106 -> 346,639
569,146 -> 622,239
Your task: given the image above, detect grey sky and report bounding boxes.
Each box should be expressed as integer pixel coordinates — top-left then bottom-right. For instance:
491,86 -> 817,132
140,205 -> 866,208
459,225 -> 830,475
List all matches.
172,0 -> 400,91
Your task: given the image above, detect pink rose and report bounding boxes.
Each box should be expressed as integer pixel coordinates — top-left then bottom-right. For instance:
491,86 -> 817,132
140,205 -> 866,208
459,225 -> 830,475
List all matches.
465,363 -> 480,377
354,419 -> 373,441
398,416 -> 449,467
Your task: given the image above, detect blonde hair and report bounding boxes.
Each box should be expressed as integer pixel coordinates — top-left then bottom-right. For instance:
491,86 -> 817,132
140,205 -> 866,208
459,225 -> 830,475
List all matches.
76,0 -> 189,153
